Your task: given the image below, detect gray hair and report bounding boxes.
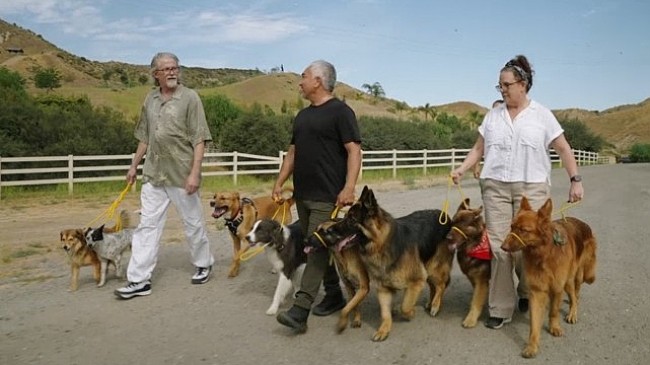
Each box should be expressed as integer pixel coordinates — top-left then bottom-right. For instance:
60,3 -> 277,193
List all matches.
308,60 -> 337,92
150,52 -> 180,86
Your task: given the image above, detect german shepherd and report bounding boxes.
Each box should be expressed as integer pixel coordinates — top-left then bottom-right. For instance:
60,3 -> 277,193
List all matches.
446,198 -> 490,328
306,220 -> 370,333
501,197 -> 597,358
338,186 -> 452,341
210,188 -> 294,278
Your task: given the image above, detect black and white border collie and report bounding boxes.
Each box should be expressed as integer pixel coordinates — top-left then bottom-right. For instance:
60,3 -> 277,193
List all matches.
245,219 -> 307,315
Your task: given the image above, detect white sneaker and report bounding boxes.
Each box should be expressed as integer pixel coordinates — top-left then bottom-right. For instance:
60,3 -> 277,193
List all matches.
191,266 -> 212,284
114,280 -> 151,299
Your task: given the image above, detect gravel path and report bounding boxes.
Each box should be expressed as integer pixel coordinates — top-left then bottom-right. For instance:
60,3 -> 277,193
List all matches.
1,163 -> 648,365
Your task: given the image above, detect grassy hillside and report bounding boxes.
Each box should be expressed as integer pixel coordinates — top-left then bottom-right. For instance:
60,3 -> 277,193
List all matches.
2,18 -> 648,153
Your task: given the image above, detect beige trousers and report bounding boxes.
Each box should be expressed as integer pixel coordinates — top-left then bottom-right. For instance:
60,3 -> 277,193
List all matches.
482,179 -> 550,319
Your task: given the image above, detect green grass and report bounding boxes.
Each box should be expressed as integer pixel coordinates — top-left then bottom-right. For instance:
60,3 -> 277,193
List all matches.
0,168 -> 455,203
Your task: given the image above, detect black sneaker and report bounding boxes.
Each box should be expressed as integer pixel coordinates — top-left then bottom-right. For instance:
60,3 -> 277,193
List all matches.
114,280 -> 151,299
277,305 -> 309,333
312,292 -> 346,316
485,316 -> 512,329
191,266 -> 212,284
518,298 -> 529,313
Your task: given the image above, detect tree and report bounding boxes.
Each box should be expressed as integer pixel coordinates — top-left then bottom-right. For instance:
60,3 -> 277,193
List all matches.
361,82 -> 385,98
31,67 -> 62,91
559,118 -> 605,152
418,103 -> 438,121
138,74 -> 149,85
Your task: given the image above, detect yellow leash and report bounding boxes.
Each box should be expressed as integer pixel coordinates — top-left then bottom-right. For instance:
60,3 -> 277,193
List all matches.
440,176 -> 470,224
86,182 -> 132,230
271,200 -> 289,224
239,242 -> 270,262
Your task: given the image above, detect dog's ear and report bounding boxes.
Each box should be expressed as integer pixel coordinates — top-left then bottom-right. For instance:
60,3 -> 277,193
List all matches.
364,188 -> 378,212
538,198 -> 553,221
233,192 -> 240,201
474,206 -> 483,219
520,196 -> 532,211
60,231 -> 63,241
99,224 -> 106,231
457,198 -> 470,213
359,186 -> 369,202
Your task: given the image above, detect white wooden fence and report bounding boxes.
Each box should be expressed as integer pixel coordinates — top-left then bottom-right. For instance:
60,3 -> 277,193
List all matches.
0,149 -> 600,197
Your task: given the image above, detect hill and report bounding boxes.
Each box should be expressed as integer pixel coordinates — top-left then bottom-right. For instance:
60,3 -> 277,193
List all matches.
1,18 -> 648,153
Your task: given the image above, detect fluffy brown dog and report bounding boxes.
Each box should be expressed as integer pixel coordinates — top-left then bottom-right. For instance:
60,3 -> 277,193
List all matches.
501,197 -> 597,358
446,198 -> 491,328
60,228 -> 101,291
210,188 -> 294,278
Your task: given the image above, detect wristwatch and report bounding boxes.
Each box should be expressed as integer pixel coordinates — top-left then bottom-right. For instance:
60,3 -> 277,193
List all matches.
570,175 -> 582,183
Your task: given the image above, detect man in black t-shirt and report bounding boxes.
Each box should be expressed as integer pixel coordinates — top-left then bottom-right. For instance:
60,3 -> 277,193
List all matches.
272,60 -> 362,333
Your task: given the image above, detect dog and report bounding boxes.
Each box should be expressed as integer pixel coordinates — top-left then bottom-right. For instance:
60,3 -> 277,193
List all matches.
337,185 -> 452,341
244,219 -> 306,315
84,210 -> 134,287
305,219 -> 370,332
60,228 -> 102,291
210,188 -> 295,278
501,197 -> 597,358
445,198 -> 491,328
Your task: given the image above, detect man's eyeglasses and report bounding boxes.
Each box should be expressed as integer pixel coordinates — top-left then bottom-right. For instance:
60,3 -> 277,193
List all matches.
156,66 -> 180,74
495,80 -> 521,92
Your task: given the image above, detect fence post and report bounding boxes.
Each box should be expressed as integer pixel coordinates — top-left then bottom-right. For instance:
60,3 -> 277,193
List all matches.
68,155 -> 74,195
233,151 -> 238,185
451,149 -> 456,169
423,149 -> 428,175
392,149 -> 397,178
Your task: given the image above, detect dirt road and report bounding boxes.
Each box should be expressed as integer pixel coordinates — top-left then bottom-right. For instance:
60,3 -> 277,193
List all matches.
1,163 -> 648,365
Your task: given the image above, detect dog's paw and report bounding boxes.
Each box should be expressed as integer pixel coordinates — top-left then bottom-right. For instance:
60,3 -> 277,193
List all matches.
549,325 -> 564,337
270,268 -> 278,274
266,307 -> 279,315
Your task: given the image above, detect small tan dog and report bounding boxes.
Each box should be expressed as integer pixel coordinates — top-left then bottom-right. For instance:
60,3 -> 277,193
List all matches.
210,188 -> 294,278
60,228 -> 102,291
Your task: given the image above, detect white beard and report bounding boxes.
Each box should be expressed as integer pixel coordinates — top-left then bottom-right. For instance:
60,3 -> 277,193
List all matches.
165,78 -> 178,89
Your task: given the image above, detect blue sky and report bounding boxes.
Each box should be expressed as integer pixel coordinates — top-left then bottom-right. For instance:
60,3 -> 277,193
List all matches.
1,0 -> 648,111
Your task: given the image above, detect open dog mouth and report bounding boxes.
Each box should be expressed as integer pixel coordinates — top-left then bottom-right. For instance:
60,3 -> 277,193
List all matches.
211,206 -> 228,219
336,234 -> 357,252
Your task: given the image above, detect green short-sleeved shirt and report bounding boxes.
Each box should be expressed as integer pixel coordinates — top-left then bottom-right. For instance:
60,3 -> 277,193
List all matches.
134,85 -> 212,188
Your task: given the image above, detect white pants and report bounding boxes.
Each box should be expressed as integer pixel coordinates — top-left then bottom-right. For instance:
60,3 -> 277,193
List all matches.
127,183 -> 214,283
482,179 -> 550,319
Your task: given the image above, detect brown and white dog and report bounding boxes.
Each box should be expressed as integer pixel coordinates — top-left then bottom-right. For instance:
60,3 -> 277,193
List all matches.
210,188 -> 295,278
60,228 -> 102,291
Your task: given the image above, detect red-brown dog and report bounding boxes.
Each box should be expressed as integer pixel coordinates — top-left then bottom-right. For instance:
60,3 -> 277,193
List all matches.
210,188 -> 294,278
501,197 -> 597,358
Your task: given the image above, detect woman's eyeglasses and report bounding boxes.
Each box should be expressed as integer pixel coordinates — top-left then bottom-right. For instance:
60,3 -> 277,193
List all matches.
495,80 -> 521,92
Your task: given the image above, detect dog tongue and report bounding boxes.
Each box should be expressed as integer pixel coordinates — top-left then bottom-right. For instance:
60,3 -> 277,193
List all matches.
212,207 -> 227,218
304,246 -> 315,254
336,234 -> 357,252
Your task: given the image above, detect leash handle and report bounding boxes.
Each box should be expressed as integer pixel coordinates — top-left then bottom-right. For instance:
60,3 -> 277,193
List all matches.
86,182 -> 132,228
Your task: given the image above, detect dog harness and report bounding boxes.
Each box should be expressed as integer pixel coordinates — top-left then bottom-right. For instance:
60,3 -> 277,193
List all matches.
224,198 -> 256,235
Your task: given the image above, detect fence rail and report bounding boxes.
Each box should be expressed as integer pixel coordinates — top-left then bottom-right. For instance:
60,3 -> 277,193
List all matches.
0,149 -> 600,197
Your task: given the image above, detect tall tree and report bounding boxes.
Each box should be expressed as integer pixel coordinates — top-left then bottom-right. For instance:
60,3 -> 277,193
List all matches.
361,82 -> 385,98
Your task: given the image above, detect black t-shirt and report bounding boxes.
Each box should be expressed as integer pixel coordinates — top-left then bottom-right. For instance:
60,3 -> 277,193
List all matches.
291,98 -> 361,202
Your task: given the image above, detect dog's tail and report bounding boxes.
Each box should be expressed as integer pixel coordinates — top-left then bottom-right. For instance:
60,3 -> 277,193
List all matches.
278,187 -> 295,207
105,210 -> 133,232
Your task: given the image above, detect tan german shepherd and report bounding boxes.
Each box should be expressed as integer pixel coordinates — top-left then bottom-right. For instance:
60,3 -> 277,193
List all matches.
501,197 -> 597,358
337,186 -> 452,341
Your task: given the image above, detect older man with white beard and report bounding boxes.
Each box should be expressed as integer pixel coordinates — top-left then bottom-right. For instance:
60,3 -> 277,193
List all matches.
115,52 -> 214,299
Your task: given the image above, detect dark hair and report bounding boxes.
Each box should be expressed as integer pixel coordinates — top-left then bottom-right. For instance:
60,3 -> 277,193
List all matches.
501,55 -> 534,92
